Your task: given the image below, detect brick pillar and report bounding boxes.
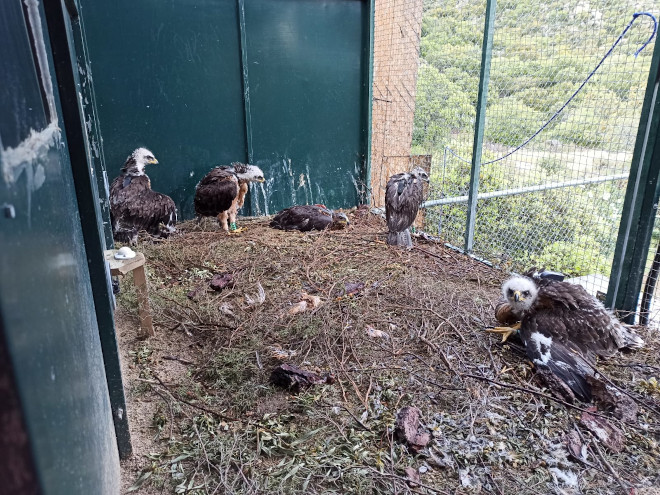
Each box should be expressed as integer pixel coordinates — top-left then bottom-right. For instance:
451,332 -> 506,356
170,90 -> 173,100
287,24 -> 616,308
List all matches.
370,0 -> 424,207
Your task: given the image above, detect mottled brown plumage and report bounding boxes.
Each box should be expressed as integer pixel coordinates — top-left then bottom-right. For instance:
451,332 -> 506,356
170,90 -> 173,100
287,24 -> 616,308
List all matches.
270,205 -> 349,232
494,274 -> 644,401
385,167 -> 429,248
110,148 -> 177,244
194,163 -> 265,232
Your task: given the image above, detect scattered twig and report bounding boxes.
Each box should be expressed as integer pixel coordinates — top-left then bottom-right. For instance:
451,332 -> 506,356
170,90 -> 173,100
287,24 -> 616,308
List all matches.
134,377 -> 159,385
162,355 -> 194,365
319,400 -> 371,432
584,361 -> 660,418
461,372 -> 658,433
151,386 -> 175,439
152,372 -> 238,422
609,362 -> 660,373
359,466 -> 451,495
588,430 -> 630,492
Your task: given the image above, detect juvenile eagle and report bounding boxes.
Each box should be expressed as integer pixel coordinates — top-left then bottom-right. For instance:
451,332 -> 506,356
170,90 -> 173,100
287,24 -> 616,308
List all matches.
490,274 -> 644,401
270,205 -> 349,231
110,148 -> 177,244
385,167 -> 429,248
194,163 -> 265,233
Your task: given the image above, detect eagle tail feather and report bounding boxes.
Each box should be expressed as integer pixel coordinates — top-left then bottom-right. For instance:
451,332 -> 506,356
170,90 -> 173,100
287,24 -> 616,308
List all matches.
542,344 -> 593,402
387,229 -> 412,248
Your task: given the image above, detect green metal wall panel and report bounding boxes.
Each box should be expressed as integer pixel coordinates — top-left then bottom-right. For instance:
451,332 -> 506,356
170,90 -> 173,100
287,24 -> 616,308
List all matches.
48,0 -> 132,459
242,0 -> 369,214
0,0 -> 119,492
71,0 -> 115,247
80,0 -> 247,219
79,0 -> 369,218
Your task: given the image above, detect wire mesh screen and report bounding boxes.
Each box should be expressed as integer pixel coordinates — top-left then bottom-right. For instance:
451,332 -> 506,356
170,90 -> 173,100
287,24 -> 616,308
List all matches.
371,0 -> 657,297
413,0 -> 485,248
470,2 -> 655,295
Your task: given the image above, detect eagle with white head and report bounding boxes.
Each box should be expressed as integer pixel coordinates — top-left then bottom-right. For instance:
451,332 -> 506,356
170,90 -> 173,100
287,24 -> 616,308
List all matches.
194,163 -> 265,233
385,167 -> 429,248
489,273 -> 644,401
109,148 -> 177,244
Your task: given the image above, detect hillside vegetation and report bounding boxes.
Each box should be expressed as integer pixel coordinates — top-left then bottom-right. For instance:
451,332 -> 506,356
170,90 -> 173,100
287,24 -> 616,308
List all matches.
414,0 -> 656,277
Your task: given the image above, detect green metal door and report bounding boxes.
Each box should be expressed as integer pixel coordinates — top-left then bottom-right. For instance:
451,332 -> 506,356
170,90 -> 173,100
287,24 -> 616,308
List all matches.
242,0 -> 369,214
0,0 -> 119,492
79,0 -> 369,218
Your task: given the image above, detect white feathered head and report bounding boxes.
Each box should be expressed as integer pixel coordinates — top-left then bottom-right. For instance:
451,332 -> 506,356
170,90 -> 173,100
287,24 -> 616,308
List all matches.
122,147 -> 158,175
501,276 -> 538,312
232,163 -> 265,183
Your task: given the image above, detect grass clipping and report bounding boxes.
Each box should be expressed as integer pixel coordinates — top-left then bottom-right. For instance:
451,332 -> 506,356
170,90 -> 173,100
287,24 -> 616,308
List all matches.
117,210 -> 660,495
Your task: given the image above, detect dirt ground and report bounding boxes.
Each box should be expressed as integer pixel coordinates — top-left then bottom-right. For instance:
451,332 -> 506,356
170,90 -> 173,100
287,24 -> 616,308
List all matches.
114,209 -> 660,495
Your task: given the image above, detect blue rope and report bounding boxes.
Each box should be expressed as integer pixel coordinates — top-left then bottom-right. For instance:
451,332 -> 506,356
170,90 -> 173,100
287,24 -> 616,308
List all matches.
446,12 -> 658,167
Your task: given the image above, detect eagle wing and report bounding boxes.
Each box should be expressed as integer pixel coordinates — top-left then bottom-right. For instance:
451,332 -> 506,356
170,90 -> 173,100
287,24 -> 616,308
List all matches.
110,174 -> 177,242
194,167 -> 239,217
270,205 -> 331,231
521,315 -> 594,402
385,172 -> 424,233
534,282 -> 625,360
519,280 -> 645,402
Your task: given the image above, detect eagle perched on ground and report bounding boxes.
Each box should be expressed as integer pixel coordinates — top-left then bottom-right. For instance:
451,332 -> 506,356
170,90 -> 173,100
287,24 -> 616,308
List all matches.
270,205 -> 349,231
489,272 -> 644,401
385,167 -> 429,248
194,163 -> 265,233
110,148 -> 177,244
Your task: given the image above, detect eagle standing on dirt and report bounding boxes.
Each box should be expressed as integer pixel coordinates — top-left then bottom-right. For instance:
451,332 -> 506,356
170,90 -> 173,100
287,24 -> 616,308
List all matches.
194,163 -> 265,233
385,167 -> 429,248
110,148 -> 177,244
488,274 -> 644,401
270,205 -> 349,231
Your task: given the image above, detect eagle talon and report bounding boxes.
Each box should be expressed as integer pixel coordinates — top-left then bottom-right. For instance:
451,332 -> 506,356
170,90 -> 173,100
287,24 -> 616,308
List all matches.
485,321 -> 521,343
228,223 -> 245,234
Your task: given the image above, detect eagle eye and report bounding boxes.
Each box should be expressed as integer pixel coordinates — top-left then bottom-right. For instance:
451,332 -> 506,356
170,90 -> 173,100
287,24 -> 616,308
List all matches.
523,291 -> 530,297
507,289 -> 513,296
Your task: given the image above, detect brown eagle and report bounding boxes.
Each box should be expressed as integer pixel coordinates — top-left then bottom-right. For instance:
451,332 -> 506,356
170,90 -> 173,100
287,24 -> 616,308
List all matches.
489,273 -> 644,401
194,163 -> 265,233
385,167 -> 429,248
110,148 -> 177,244
270,205 -> 349,231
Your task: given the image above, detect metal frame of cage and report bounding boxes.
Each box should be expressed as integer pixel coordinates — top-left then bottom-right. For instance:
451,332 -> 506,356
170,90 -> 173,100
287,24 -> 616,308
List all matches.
371,0 -> 660,323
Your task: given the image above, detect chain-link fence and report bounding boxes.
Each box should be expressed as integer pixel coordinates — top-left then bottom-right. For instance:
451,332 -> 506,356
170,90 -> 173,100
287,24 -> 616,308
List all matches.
373,0 -> 657,300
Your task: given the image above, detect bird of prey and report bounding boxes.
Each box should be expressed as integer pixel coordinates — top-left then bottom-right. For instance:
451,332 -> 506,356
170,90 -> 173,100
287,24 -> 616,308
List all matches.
269,205 -> 349,231
385,167 -> 429,248
194,163 -> 265,233
489,273 -> 644,401
110,148 -> 177,244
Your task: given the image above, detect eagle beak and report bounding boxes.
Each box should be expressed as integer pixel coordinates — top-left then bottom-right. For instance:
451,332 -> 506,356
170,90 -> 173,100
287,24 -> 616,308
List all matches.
257,177 -> 265,183
513,291 -> 522,302
149,158 -> 159,164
